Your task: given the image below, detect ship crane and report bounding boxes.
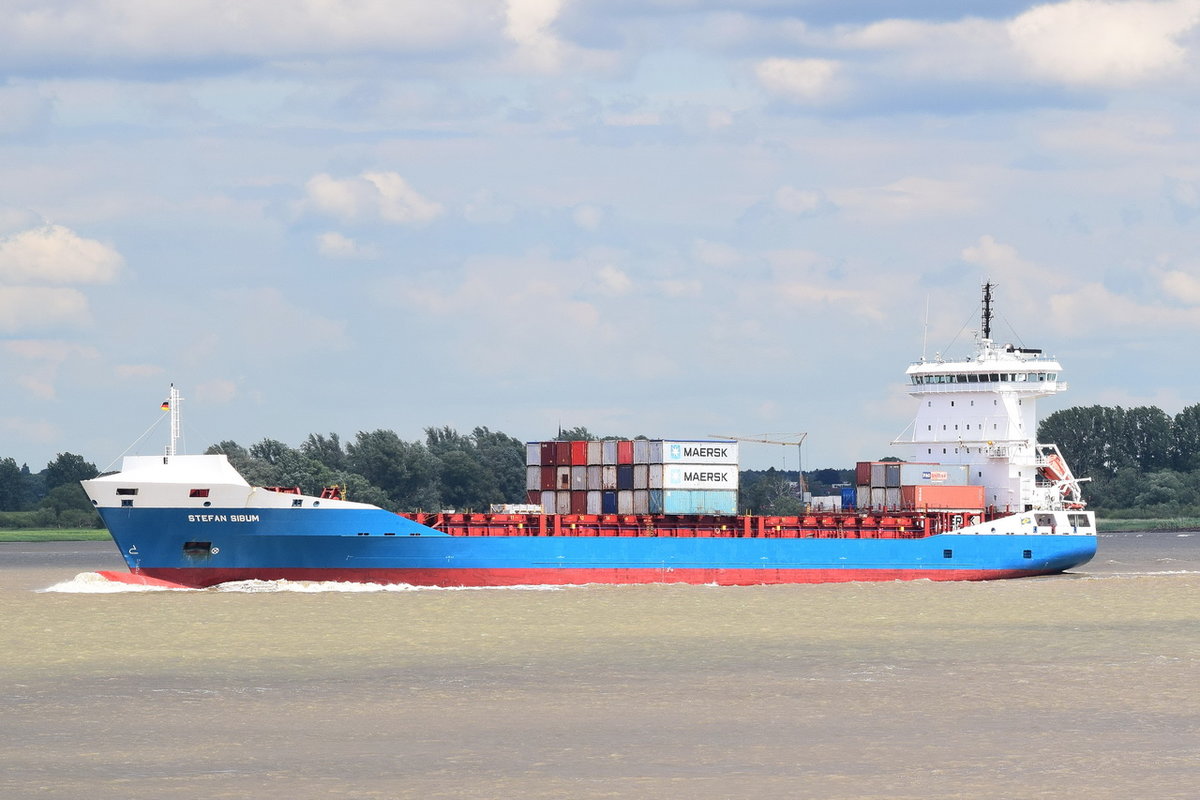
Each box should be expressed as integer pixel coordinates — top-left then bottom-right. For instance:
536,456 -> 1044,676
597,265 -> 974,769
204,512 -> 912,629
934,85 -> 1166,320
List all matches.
709,433 -> 809,498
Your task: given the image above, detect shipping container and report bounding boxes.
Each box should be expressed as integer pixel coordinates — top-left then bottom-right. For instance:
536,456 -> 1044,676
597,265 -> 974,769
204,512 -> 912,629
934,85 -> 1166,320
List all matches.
662,489 -> 737,515
570,440 -> 588,466
555,466 -> 571,490
525,465 -> 541,492
662,463 -> 739,491
601,465 -> 617,490
570,490 -> 587,515
885,463 -> 901,488
810,495 -> 842,511
633,464 -> 649,490
541,490 -> 556,510
901,484 -> 985,510
648,463 -> 663,489
648,440 -> 664,463
526,490 -> 540,506
617,490 -> 634,515
898,463 -> 968,486
540,466 -> 557,491
855,461 -> 872,486
870,463 -> 887,487
601,490 -> 618,514
649,489 -> 664,514
586,465 -> 602,491
857,486 -> 872,509
554,441 -> 570,465
570,466 -> 587,491
841,486 -> 857,510
601,440 -> 618,465
586,441 -> 603,466
870,487 -> 887,507
616,464 -> 635,490
555,491 -> 571,515
617,440 -> 634,464
885,487 -> 901,507
541,441 -> 557,466
586,490 -> 602,515
660,440 -> 739,465
633,490 -> 649,514
525,443 -> 541,467
633,439 -> 651,464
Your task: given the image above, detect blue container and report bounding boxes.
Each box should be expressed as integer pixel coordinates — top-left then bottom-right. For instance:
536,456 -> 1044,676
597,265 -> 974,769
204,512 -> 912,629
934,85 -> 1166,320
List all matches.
841,486 -> 857,510
616,464 -> 635,491
649,489 -> 664,514
601,490 -> 618,514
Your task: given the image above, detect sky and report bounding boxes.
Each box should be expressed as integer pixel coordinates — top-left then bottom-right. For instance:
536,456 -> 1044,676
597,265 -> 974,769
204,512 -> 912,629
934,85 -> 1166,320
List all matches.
3,0 -> 1200,475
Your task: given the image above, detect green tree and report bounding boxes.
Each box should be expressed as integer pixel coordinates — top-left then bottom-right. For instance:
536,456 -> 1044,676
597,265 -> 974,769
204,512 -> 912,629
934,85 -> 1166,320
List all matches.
300,433 -> 346,471
1172,405 -> 1200,472
347,429 -> 441,510
43,452 -> 98,490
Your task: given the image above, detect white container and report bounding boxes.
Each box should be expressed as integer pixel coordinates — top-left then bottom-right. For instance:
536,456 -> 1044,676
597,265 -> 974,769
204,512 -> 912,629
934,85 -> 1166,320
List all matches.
659,440 -> 739,465
571,466 -> 587,491
601,440 -> 618,465
586,490 -> 602,515
633,490 -> 650,514
601,465 -> 617,490
541,490 -> 556,510
648,463 -> 663,489
556,466 -> 571,490
586,466 -> 602,490
617,490 -> 634,515
633,439 -> 651,464
662,464 -> 739,491
525,465 -> 541,492
633,464 -> 649,489
525,443 -> 541,467
586,441 -> 603,465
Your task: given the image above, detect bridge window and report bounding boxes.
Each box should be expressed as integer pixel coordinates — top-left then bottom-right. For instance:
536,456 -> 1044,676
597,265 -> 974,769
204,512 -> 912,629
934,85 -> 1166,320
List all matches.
189,488 -> 210,498
116,488 -> 138,496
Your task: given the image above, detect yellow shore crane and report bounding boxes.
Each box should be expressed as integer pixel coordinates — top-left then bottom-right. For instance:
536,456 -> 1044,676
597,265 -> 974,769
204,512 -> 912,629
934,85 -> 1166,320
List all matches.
708,433 -> 809,500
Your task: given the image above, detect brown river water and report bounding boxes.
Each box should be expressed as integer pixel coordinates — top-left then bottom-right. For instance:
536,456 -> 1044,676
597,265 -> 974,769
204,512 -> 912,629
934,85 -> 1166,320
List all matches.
1,533 -> 1196,800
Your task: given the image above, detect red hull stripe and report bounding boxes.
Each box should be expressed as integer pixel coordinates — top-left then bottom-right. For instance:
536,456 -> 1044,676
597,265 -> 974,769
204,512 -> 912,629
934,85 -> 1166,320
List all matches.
97,570 -> 191,589
126,566 -> 1056,589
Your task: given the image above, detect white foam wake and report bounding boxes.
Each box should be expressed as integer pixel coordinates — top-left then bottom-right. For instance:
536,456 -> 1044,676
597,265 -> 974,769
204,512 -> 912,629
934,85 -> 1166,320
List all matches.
40,573 -> 569,594
40,572 -> 194,593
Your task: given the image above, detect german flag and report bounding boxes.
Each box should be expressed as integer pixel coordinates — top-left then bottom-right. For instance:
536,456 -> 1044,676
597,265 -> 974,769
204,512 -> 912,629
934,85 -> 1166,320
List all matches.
161,400 -> 170,411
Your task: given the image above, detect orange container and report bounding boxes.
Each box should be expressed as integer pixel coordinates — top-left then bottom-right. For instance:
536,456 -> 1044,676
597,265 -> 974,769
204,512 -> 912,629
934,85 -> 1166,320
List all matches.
901,484 -> 985,510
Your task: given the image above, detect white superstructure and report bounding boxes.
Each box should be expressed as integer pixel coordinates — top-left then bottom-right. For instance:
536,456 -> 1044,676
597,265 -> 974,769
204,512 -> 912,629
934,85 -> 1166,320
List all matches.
895,284 -> 1086,514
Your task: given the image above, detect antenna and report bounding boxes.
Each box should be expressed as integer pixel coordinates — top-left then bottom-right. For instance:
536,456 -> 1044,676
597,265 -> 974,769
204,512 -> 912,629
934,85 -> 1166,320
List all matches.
921,294 -> 930,361
166,384 -> 182,456
981,281 -> 994,341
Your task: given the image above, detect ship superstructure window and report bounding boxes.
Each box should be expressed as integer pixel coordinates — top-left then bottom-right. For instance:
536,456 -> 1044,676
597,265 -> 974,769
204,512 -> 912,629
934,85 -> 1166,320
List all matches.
189,489 -> 210,498
116,488 -> 138,496
121,499 -> 133,507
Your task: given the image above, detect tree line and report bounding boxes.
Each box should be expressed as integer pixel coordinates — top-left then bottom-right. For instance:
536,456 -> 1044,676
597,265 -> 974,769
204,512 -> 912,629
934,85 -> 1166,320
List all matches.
1038,403 -> 1200,515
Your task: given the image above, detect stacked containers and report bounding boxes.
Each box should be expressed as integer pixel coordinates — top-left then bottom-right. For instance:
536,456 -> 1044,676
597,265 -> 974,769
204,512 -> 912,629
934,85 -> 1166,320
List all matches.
853,461 -> 978,511
525,439 -> 740,515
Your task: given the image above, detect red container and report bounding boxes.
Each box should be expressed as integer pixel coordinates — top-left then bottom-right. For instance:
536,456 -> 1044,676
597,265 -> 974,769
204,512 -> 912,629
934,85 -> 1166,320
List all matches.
555,441 -> 571,465
539,467 -> 557,490
855,461 -> 872,486
540,441 -> 557,466
617,440 -> 634,464
901,484 -> 985,510
570,440 -> 588,465
526,490 -> 541,505
570,490 -> 588,515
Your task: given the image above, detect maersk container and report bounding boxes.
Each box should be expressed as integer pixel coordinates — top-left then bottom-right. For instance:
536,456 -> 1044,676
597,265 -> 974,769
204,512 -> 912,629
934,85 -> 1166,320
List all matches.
617,440 -> 634,464
526,465 -> 541,492
601,440 -> 618,465
662,464 -> 739,491
570,440 -> 588,465
617,490 -> 634,514
633,439 -> 651,464
586,465 -> 602,490
571,466 -> 587,491
555,491 -> 571,515
586,490 -> 602,515
555,466 -> 571,490
526,443 -> 541,467
633,464 -> 648,489
648,463 -> 663,489
898,463 -> 968,486
586,441 -> 603,465
662,489 -> 737,515
540,441 -> 557,466
601,465 -> 617,490
660,440 -> 739,465
601,490 -> 618,514
633,490 -> 650,514
616,464 -> 635,490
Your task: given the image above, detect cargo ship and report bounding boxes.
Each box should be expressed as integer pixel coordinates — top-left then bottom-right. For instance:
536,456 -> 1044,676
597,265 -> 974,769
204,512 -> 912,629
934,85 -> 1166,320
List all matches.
83,285 -> 1096,588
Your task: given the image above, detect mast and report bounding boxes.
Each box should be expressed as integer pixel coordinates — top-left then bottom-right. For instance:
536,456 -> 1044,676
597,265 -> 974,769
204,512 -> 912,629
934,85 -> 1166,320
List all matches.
166,384 -> 181,457
981,282 -> 994,341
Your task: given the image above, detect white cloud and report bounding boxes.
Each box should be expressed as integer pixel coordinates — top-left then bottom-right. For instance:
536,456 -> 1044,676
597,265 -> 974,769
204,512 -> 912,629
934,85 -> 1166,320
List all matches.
316,232 -> 378,260
195,379 -> 238,405
3,339 -> 99,399
115,364 -> 164,378
831,177 -> 977,222
0,224 -> 123,283
0,287 -> 90,332
596,264 -> 632,295
304,172 -> 443,226
1161,269 -> 1200,304
1009,0 -> 1200,87
505,0 -> 565,72
774,186 -> 826,216
755,58 -> 841,103
572,204 -> 604,230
